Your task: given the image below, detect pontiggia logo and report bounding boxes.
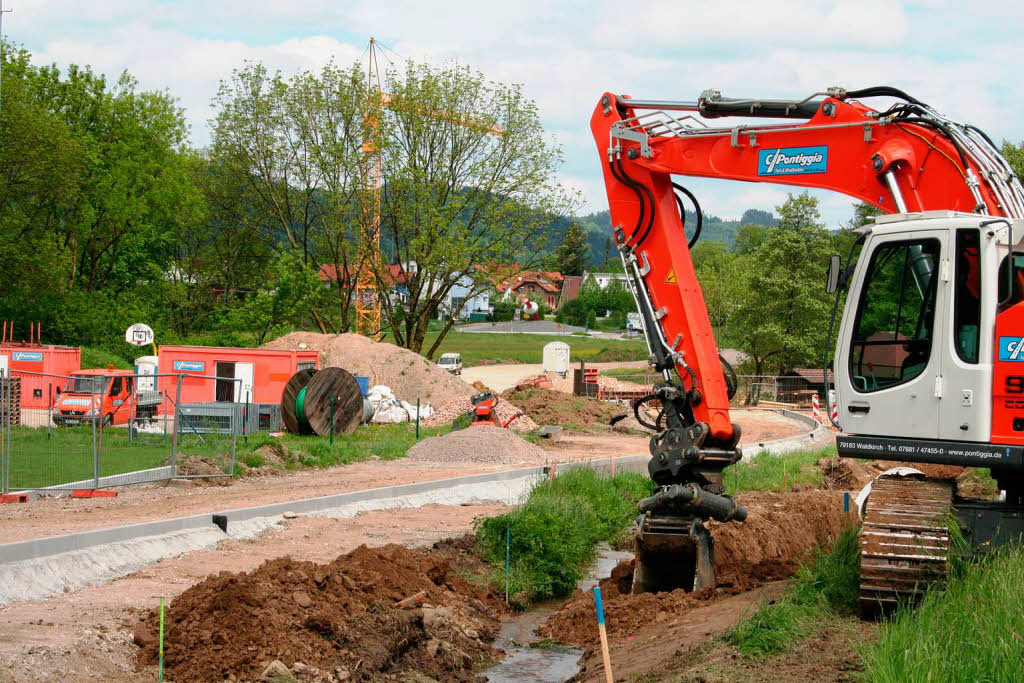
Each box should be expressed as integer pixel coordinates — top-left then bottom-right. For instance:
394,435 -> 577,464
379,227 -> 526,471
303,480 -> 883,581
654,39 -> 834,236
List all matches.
1000,336 -> 1024,362
758,146 -> 828,176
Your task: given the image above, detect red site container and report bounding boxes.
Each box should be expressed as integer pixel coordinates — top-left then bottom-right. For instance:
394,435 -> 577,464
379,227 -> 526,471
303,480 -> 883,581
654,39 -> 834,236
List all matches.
157,345 -> 320,404
0,344 -> 82,409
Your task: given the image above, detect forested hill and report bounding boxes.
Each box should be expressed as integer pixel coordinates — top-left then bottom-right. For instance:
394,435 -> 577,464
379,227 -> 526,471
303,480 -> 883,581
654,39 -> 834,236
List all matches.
567,208 -> 779,267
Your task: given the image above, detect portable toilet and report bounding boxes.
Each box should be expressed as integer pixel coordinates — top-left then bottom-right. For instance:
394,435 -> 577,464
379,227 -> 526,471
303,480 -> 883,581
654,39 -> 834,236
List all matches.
134,355 -> 158,392
542,341 -> 571,377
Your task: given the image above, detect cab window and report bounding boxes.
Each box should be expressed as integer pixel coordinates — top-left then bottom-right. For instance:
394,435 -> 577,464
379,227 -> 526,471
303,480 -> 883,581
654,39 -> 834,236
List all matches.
849,238 -> 941,393
954,229 -> 981,363
998,251 -> 1024,309
109,377 -> 123,396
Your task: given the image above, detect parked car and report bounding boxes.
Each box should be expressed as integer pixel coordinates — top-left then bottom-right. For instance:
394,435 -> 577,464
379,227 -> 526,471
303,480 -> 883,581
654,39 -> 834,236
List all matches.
437,352 -> 463,375
52,368 -> 136,427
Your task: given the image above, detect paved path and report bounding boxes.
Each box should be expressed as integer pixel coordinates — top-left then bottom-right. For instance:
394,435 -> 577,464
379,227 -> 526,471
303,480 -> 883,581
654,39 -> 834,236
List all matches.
463,360 -> 647,392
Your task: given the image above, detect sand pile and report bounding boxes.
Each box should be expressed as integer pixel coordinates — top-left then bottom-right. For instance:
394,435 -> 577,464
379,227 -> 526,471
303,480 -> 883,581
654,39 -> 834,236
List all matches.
541,490 -> 853,647
263,332 -> 535,429
134,544 -> 505,682
406,425 -> 548,465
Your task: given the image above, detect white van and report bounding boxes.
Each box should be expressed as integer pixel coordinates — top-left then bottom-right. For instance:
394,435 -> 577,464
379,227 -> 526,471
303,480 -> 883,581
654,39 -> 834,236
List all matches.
438,352 -> 462,375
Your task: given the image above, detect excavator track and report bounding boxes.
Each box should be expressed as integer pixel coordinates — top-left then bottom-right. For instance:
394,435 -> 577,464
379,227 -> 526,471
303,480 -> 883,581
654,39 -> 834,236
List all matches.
859,474 -> 955,618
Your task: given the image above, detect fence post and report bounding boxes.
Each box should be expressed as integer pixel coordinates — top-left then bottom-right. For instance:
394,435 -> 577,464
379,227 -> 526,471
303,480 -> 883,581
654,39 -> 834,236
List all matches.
1,375 -> 7,493
46,383 -> 52,441
170,374 -> 183,477
92,411 -> 100,489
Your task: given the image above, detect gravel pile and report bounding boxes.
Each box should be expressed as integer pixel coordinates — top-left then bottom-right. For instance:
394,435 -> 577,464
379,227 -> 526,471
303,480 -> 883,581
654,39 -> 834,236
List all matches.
406,425 -> 548,464
263,332 -> 534,429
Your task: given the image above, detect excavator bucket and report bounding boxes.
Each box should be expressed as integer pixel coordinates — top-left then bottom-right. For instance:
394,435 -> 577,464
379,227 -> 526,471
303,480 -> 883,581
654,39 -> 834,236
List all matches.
631,514 -> 715,594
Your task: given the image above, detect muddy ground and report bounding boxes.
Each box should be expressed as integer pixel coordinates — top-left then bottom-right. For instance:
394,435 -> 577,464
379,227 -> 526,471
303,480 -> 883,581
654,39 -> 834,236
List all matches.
550,490 -> 855,646
135,542 -> 506,682
0,504 -> 507,681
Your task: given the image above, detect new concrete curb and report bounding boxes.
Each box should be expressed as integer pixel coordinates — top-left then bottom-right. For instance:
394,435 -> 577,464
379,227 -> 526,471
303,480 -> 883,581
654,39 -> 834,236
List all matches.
0,455 -> 649,566
739,408 -> 829,460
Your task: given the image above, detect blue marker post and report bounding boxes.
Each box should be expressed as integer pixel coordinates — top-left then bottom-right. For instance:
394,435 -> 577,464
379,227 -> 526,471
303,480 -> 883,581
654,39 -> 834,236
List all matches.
505,524 -> 511,604
592,586 -> 614,682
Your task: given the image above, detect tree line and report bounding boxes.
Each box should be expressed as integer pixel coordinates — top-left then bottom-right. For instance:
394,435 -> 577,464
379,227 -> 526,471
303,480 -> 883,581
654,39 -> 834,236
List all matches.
0,44 -> 573,357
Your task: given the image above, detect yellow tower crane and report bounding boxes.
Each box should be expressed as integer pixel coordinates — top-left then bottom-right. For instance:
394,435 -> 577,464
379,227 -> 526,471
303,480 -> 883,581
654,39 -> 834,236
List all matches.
354,37 -> 506,339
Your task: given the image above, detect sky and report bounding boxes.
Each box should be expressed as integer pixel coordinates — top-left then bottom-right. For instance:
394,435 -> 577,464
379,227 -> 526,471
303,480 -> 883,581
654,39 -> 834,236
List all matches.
8,0 -> 1023,228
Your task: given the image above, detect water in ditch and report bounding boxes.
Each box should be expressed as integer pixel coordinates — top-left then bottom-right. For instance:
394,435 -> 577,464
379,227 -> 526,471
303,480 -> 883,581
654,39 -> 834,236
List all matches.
482,543 -> 633,682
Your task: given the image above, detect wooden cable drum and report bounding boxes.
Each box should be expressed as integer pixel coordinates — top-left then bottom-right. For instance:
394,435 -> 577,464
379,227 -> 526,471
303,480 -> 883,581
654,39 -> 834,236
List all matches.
281,369 -> 317,435
299,367 -> 364,437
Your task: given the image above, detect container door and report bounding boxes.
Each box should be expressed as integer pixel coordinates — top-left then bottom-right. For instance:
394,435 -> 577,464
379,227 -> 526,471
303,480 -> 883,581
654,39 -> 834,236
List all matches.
0,354 -> 7,377
835,230 -> 947,439
235,363 -> 254,403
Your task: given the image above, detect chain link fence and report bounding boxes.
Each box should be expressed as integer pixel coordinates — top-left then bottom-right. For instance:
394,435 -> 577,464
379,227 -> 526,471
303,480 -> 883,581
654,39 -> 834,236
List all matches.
0,369 -> 265,493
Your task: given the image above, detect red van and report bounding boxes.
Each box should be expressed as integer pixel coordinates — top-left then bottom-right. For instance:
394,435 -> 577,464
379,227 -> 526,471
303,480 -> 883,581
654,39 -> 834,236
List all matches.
53,368 -> 136,427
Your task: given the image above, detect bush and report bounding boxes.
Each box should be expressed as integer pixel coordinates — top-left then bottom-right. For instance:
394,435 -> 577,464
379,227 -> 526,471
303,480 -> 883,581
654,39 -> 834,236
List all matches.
475,468 -> 655,607
556,298 -> 589,327
586,309 -> 597,329
491,300 -> 516,322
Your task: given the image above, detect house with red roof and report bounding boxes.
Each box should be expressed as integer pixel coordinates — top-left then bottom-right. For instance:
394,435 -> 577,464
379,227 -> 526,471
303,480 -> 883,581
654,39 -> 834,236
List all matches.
496,270 -> 564,310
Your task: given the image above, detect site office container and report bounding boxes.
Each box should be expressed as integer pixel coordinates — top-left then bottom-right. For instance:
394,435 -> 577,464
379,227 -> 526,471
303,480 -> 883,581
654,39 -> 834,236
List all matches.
0,344 -> 82,409
156,345 -> 320,405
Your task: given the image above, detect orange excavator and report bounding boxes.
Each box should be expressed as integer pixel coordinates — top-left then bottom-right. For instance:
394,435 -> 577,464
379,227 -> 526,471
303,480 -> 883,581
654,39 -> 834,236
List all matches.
592,86 -> 1024,611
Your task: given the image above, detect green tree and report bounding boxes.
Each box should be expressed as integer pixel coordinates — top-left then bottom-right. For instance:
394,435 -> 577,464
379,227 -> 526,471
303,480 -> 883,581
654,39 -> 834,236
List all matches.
377,60 -> 576,355
586,308 -> 597,330
733,224 -> 769,255
219,253 -> 324,345
208,61 -> 370,334
551,221 -> 588,275
727,194 -> 833,384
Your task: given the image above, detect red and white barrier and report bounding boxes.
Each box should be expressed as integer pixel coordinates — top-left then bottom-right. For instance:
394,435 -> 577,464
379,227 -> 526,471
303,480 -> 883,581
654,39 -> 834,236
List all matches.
811,393 -> 821,423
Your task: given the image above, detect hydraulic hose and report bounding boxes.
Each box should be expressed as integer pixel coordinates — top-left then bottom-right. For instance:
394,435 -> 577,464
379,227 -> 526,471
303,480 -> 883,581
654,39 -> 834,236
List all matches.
615,155 -> 657,248
638,483 -> 747,522
608,157 -> 646,246
672,182 -> 703,248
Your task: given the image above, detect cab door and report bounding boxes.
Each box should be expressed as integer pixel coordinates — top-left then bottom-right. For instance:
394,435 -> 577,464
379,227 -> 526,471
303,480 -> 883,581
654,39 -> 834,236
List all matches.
836,230 -> 947,439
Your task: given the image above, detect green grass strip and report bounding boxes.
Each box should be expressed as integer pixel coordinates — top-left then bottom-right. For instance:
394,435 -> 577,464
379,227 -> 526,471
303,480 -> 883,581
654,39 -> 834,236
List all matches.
728,526 -> 861,657
861,544 -> 1024,682
474,468 -> 655,608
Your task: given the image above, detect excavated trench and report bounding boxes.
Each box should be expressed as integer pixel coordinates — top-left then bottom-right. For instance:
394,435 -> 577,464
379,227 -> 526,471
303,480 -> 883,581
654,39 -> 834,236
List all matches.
131,490 -> 852,682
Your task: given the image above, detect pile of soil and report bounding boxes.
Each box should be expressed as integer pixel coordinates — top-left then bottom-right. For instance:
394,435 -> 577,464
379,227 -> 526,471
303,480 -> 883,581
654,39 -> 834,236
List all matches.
134,544 -> 506,682
175,456 -> 231,486
406,425 -> 548,465
500,386 -> 626,427
540,490 -> 853,647
819,455 -> 971,493
263,332 -> 535,430
264,331 -> 473,407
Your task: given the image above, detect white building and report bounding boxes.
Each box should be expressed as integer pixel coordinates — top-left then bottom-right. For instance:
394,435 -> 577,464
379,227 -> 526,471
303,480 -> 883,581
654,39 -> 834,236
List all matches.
583,271 -> 629,289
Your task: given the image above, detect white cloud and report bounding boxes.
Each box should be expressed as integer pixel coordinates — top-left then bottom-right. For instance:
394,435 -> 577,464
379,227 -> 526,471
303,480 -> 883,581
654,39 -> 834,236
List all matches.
11,0 -> 1024,222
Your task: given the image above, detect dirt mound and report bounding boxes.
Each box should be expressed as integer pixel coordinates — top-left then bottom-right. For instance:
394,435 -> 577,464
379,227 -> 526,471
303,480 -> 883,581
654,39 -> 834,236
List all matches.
264,331 -> 473,405
134,544 -> 506,682
176,456 -> 231,486
500,386 -> 625,427
541,490 -> 853,647
406,425 -> 548,465
820,455 -> 971,493
264,332 -> 534,430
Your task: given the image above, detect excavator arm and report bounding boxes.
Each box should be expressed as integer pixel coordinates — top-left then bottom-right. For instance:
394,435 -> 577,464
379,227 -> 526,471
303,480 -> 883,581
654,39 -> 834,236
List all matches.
591,86 -> 1024,594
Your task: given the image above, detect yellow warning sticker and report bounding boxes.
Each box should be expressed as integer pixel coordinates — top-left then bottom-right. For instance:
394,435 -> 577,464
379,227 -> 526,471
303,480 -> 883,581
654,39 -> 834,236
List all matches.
665,269 -> 677,284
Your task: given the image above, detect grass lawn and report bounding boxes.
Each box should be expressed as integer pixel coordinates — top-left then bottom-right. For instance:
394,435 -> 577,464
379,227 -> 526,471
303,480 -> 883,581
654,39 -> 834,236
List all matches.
415,329 -> 646,366
5,421 -> 447,489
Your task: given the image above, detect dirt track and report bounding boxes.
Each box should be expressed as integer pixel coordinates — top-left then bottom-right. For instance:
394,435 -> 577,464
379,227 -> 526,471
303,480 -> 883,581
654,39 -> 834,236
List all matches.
0,409 -> 808,545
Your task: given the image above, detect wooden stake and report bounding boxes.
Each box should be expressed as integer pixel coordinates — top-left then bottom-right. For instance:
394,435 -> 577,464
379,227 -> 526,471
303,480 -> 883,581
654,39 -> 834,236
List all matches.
158,597 -> 165,683
593,587 -> 613,683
